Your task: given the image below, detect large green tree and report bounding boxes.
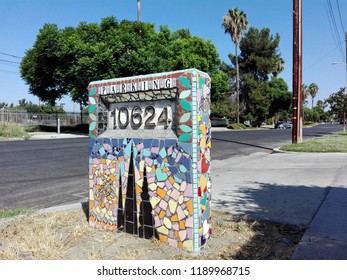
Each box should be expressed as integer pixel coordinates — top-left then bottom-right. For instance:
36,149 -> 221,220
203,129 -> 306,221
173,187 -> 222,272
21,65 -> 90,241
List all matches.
224,26 -> 284,124
20,24 -> 64,106
20,17 -> 222,108
222,8 -> 248,123
325,88 -> 347,131
267,77 -> 292,121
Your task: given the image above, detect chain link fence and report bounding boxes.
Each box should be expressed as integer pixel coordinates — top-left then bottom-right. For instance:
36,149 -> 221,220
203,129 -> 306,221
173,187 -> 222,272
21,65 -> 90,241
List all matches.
0,109 -> 88,126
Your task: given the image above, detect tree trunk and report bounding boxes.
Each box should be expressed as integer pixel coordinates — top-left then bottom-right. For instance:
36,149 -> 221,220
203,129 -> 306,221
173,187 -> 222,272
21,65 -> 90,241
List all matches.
235,43 -> 240,124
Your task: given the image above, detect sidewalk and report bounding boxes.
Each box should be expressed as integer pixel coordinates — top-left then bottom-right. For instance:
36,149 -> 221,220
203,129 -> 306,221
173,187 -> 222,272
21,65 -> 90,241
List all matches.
28,131 -> 88,140
211,151 -> 347,259
292,159 -> 347,259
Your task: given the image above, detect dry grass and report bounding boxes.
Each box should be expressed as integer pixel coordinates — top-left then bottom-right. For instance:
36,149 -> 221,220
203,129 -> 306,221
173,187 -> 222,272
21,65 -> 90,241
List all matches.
0,208 -> 304,260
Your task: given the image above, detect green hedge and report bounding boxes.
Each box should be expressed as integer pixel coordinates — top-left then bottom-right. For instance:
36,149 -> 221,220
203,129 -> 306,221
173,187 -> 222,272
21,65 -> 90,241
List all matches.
227,123 -> 248,130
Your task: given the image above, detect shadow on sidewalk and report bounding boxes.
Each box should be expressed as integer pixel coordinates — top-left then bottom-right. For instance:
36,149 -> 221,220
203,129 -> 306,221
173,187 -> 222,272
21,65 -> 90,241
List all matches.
213,182 -> 347,259
213,182 -> 330,227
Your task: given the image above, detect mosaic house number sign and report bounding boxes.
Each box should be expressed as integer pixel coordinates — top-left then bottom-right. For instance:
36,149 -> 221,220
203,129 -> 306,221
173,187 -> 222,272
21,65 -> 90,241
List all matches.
88,69 -> 212,253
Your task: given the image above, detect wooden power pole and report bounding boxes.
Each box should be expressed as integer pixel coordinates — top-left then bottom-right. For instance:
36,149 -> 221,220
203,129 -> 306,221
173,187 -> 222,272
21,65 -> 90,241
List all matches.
292,0 -> 303,143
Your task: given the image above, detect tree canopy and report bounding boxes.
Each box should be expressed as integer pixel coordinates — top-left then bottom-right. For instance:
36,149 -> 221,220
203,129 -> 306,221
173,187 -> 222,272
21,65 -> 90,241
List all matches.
20,17 -> 223,107
325,88 -> 347,130
223,26 -> 287,125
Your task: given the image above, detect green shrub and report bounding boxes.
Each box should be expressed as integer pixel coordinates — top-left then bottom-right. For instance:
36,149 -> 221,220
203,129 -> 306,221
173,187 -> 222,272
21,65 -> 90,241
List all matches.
227,123 -> 247,130
24,125 -> 41,132
0,123 -> 30,139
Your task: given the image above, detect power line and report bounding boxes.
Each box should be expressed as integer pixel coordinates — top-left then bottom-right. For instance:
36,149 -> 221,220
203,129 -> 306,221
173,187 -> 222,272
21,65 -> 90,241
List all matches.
336,0 -> 345,34
0,59 -> 20,65
326,0 -> 345,62
0,51 -> 22,59
303,46 -> 338,72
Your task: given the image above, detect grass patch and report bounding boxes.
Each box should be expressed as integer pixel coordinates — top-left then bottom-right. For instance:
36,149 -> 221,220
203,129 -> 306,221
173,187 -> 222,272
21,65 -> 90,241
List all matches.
281,132 -> 347,152
227,123 -> 248,130
0,209 -> 32,219
0,123 -> 30,139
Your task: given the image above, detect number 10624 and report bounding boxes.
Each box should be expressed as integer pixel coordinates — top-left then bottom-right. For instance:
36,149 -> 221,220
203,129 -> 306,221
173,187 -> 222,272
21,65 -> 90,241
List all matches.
110,105 -> 173,130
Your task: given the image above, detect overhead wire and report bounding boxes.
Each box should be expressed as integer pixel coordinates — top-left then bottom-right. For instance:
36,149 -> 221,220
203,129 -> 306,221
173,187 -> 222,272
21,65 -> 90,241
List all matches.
0,51 -> 22,59
0,59 -> 20,65
326,0 -> 345,62
336,0 -> 346,35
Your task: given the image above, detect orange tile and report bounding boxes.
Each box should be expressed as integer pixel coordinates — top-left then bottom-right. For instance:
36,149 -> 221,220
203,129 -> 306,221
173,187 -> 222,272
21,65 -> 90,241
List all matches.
171,214 -> 179,222
159,234 -> 168,242
179,220 -> 185,230
136,185 -> 142,195
89,200 -> 94,210
159,210 -> 166,219
109,174 -> 116,182
157,187 -> 167,199
168,176 -> 175,184
186,199 -> 193,215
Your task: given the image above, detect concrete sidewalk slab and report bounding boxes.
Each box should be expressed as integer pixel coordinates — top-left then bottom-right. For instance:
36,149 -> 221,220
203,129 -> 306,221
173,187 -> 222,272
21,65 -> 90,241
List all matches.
292,160 -> 347,259
211,152 -> 347,227
29,132 -> 88,140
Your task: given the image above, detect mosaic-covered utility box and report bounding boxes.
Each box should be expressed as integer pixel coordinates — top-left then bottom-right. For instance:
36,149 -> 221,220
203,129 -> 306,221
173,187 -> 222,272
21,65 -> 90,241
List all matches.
87,69 -> 211,253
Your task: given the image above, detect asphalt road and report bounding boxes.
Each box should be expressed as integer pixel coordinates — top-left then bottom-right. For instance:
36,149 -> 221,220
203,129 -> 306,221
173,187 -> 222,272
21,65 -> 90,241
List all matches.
0,138 -> 89,209
212,123 -> 344,159
0,123 -> 343,209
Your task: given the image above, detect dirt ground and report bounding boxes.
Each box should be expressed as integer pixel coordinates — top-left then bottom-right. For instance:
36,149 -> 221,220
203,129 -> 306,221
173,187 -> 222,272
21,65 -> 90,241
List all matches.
0,206 -> 305,260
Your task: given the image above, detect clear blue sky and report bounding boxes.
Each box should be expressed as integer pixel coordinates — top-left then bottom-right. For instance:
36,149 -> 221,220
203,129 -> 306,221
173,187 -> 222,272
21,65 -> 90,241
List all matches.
0,0 -> 346,112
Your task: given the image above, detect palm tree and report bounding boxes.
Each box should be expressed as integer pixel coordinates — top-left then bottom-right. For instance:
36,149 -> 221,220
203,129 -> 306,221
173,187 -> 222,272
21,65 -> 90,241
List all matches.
222,8 -> 248,123
272,57 -> 285,77
302,84 -> 309,106
308,83 -> 319,109
137,0 -> 141,24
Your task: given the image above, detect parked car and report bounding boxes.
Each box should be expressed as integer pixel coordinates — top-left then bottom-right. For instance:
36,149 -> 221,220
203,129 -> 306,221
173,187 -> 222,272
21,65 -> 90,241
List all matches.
284,121 -> 293,129
275,121 -> 285,129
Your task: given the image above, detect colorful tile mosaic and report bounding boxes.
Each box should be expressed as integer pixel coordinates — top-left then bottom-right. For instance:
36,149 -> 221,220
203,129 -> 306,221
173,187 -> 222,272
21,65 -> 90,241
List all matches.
88,69 -> 211,253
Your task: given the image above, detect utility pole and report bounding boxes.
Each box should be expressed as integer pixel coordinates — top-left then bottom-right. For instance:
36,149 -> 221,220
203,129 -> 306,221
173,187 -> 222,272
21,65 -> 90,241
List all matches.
292,0 -> 303,143
345,32 -> 347,92
137,0 -> 141,24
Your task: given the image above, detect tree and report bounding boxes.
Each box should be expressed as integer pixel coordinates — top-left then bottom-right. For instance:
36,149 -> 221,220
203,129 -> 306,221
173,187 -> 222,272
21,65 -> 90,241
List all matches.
224,26 -> 284,124
272,58 -> 285,78
302,84 -> 310,106
222,8 -> 248,124
21,17 -> 221,109
308,83 -> 319,109
20,24 -> 64,106
0,102 -> 8,110
18,99 -> 28,107
238,27 -> 281,82
325,88 -> 347,131
210,70 -> 229,103
268,77 -> 292,121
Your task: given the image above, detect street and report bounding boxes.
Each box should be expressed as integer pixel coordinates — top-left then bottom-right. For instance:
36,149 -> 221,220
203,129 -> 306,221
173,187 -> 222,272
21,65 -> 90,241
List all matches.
0,124 -> 343,209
